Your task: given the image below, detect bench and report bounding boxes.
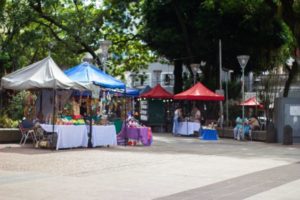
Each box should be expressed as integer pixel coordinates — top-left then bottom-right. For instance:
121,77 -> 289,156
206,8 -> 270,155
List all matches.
216,127 -> 267,141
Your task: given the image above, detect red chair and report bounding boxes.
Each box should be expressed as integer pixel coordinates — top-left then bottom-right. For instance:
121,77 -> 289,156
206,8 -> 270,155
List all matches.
19,123 -> 37,145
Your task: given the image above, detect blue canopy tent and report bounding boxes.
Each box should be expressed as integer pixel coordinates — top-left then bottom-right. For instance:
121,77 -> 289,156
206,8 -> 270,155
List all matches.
64,62 -> 127,145
113,88 -> 140,97
139,85 -> 152,95
126,88 -> 140,97
64,62 -> 125,89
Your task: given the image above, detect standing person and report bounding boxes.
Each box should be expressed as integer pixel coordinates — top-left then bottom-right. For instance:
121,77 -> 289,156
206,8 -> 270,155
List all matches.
191,106 -> 202,137
191,106 -> 201,123
217,112 -> 224,128
80,101 -> 87,117
195,107 -> 201,123
172,107 -> 182,136
71,96 -> 81,116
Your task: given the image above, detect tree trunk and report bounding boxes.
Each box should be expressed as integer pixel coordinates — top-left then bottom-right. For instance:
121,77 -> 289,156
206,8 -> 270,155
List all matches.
280,1 -> 300,97
174,60 -> 183,94
172,1 -> 193,64
283,61 -> 298,97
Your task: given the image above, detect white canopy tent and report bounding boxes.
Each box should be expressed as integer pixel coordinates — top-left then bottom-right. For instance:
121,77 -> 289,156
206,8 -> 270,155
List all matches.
1,56 -> 88,91
0,56 -> 91,127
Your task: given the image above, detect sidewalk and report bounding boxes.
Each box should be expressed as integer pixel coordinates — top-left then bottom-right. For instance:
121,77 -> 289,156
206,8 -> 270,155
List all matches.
0,134 -> 300,200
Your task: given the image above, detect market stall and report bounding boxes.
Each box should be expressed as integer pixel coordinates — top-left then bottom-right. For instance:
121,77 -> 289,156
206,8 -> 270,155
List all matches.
139,85 -> 152,96
176,122 -> 201,136
139,84 -> 173,132
117,119 -> 152,146
174,82 -> 224,138
1,56 -> 87,91
91,125 -> 117,147
65,62 -> 126,147
40,124 -> 88,150
1,56 -> 89,149
240,96 -> 263,108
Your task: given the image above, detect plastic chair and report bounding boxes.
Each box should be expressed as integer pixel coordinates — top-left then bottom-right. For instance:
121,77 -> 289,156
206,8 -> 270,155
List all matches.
19,123 -> 38,145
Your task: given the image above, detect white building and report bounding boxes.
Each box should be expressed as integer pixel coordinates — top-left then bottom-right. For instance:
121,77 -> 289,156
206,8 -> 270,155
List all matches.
125,62 -> 175,93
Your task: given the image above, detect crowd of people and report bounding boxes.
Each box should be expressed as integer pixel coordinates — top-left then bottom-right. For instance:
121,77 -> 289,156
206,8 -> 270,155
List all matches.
233,115 -> 260,141
171,104 -> 262,141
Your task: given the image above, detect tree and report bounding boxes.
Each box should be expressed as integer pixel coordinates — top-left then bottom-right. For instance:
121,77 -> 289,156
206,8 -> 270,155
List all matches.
0,0 -> 155,78
142,0 -> 202,93
102,0 -> 157,77
277,0 -> 300,97
141,0 -> 291,94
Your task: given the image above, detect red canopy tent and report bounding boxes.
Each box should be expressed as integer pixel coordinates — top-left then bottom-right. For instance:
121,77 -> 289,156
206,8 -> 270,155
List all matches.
174,82 -> 224,101
240,96 -> 264,109
140,84 -> 173,99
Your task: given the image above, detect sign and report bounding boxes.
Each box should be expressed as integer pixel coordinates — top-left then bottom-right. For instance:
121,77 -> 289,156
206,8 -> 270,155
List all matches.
290,105 -> 300,116
140,100 -> 148,121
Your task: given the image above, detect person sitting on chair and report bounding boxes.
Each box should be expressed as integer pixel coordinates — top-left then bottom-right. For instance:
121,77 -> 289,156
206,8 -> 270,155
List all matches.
233,116 -> 242,140
248,116 -> 260,130
21,118 -> 34,129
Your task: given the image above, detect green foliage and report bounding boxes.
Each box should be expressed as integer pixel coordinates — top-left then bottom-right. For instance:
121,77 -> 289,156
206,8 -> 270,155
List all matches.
103,0 -> 157,77
4,91 -> 28,120
0,114 -> 19,128
0,90 -> 26,128
0,0 -> 155,80
140,0 -> 298,95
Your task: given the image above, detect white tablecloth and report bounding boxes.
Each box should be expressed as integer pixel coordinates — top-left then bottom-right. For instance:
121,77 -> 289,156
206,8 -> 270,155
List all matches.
40,124 -> 88,150
177,122 -> 201,135
91,125 -> 117,147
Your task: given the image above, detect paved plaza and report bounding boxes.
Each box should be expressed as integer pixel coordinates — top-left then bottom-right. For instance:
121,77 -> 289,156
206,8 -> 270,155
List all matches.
0,134 -> 300,200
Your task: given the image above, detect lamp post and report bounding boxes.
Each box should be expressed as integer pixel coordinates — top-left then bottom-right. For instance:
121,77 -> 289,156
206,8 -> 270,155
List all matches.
225,69 -> 233,127
99,40 -> 112,73
48,42 -> 55,57
191,63 -> 200,85
237,55 -> 250,139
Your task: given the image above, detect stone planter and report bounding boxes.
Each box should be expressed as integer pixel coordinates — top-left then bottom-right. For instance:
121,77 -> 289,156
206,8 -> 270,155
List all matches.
216,127 -> 267,142
0,128 -> 21,143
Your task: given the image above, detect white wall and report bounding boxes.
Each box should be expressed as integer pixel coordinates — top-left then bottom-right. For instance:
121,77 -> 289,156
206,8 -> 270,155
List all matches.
125,62 -> 174,93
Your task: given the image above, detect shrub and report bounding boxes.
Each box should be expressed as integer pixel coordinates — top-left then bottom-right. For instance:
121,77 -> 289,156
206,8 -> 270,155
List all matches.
0,114 -> 19,128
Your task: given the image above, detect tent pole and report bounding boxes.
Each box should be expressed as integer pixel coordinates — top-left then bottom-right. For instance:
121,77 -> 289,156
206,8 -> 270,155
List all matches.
88,94 -> 93,148
0,89 -> 3,113
52,84 -> 56,150
124,87 -> 127,146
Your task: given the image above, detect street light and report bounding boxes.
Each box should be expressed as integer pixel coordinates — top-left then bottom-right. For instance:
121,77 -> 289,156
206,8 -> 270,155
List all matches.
191,63 -> 200,84
224,69 -> 234,126
237,55 -> 250,139
48,42 -> 55,56
99,40 -> 112,73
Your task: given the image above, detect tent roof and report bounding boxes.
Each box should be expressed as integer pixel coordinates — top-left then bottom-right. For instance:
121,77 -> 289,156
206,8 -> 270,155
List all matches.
139,85 -> 152,95
123,88 -> 140,97
240,96 -> 264,108
174,82 -> 224,101
64,62 -> 125,89
112,88 -> 140,97
140,84 -> 173,99
1,56 -> 87,91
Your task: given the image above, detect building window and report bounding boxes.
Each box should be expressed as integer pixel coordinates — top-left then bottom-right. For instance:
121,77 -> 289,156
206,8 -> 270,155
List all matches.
161,73 -> 174,86
153,70 -> 162,85
131,72 -> 151,87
